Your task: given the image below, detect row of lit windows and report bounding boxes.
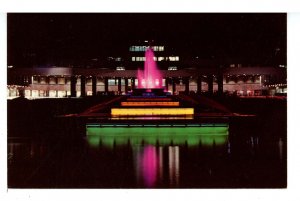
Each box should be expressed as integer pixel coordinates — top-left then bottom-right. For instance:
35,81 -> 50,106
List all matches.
129,46 -> 164,52
108,57 -> 122,62
168,66 -> 178,71
132,56 -> 179,62
33,76 -> 68,85
116,66 -> 125,71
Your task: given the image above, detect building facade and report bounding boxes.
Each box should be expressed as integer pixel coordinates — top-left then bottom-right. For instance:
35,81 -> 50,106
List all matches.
7,41 -> 287,99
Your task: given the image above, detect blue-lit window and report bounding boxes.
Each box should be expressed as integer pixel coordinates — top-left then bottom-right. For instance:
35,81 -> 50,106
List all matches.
108,79 -> 117,86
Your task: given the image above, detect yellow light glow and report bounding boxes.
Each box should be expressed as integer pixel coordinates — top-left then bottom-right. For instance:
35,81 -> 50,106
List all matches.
111,108 -> 194,116
121,102 -> 180,106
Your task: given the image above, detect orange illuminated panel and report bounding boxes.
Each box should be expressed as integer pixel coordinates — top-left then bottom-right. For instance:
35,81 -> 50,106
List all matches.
127,98 -> 172,102
121,102 -> 180,107
111,108 -> 194,116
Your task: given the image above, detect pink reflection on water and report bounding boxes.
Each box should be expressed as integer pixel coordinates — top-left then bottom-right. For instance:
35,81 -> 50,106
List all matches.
137,48 -> 162,89
142,145 -> 158,187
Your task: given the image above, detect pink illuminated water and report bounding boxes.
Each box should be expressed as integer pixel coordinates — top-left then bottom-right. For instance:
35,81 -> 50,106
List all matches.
137,48 -> 162,89
142,145 -> 158,187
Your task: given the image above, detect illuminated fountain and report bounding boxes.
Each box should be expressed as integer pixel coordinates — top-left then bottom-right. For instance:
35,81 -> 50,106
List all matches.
137,47 -> 162,89
80,46 -> 230,187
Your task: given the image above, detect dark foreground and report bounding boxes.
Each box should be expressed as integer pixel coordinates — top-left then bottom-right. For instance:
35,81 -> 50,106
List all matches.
7,96 -> 287,188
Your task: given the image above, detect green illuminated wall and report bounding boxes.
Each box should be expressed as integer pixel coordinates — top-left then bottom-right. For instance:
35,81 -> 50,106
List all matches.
86,126 -> 229,148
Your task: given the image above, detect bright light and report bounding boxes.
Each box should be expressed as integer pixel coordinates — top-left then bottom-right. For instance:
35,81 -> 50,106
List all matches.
86,126 -> 229,148
155,79 -> 160,86
111,108 -> 194,116
127,98 -> 172,102
141,79 -> 146,87
121,102 -> 180,107
116,66 -> 125,71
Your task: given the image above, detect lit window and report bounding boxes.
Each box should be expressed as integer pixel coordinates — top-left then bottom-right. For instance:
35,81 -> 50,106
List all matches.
32,76 -> 39,84
132,57 -> 136,61
49,77 -> 57,84
158,57 -> 164,61
169,56 -> 175,61
40,77 -> 47,84
57,77 -> 65,84
108,79 -> 117,86
115,57 -> 122,61
176,56 -> 179,61
116,66 -> 125,71
159,46 -> 164,51
168,66 -> 177,71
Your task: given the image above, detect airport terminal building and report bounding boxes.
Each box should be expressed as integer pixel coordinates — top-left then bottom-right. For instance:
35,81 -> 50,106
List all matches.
7,41 -> 287,99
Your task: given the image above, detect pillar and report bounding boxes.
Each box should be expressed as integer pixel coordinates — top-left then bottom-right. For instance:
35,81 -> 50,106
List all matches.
197,76 -> 202,94
165,78 -> 169,91
217,74 -> 223,95
185,77 -> 189,94
132,78 -> 136,90
118,77 -> 122,94
80,75 -> 86,97
104,77 -> 109,93
92,76 -> 97,96
46,76 -> 50,85
208,75 -> 213,95
172,78 -> 176,95
70,75 -> 77,97
125,78 -> 128,94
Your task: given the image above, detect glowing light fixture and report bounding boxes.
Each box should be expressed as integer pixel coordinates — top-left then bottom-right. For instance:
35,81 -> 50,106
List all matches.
111,108 -> 194,116
121,102 -> 180,107
127,98 -> 172,102
86,126 -> 229,148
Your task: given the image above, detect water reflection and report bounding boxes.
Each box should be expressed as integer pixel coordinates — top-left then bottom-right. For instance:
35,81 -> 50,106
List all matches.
7,124 -> 286,188
7,138 -> 48,164
132,145 -> 181,188
279,137 -> 283,161
87,125 -> 228,187
168,146 -> 179,187
7,128 -> 286,188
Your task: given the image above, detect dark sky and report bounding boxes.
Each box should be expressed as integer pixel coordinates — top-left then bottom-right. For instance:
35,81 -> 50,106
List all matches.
7,13 -> 287,67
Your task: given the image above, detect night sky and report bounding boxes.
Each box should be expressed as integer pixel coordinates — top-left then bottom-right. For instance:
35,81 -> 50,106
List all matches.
7,13 -> 287,68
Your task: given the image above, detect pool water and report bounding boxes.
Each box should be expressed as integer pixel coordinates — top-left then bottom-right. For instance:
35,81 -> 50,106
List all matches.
7,121 -> 286,188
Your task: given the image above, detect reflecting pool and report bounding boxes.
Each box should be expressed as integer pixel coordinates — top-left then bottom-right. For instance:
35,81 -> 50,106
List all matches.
8,120 -> 286,188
